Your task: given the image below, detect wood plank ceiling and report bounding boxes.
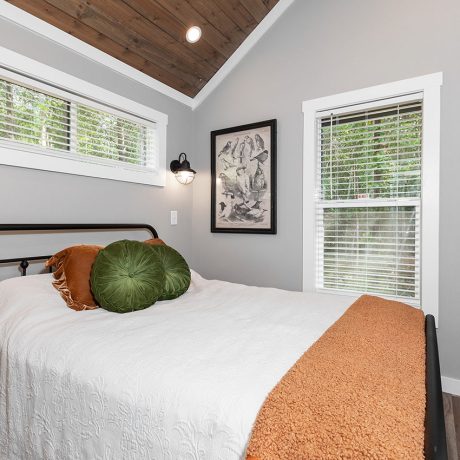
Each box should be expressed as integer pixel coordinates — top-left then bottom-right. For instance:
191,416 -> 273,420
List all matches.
6,0 -> 279,97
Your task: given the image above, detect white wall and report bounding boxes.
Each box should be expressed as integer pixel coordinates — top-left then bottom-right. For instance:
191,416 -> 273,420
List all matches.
191,0 -> 460,381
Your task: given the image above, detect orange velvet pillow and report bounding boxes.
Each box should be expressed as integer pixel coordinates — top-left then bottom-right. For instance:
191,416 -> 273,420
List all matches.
144,238 -> 166,246
46,245 -> 102,311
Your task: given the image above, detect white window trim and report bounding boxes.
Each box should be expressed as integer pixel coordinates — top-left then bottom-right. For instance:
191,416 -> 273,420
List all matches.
0,45 -> 168,186
302,73 -> 442,319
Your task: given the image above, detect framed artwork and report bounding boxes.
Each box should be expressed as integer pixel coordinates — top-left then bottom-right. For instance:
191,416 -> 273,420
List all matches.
211,119 -> 277,234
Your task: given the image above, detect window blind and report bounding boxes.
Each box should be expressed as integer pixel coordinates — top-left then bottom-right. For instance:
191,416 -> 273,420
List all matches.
0,78 -> 70,151
0,77 -> 157,172
316,98 -> 422,302
74,104 -> 157,171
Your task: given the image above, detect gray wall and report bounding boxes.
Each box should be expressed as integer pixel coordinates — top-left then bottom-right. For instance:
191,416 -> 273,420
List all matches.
191,0 -> 460,379
0,17 -> 195,278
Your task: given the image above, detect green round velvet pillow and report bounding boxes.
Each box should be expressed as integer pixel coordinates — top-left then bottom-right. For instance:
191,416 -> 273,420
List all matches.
91,240 -> 165,313
149,245 -> 191,300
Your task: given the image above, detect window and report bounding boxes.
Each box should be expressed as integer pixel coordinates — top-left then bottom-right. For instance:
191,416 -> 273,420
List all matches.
0,49 -> 167,186
0,79 -> 71,152
76,104 -> 155,169
317,98 -> 422,301
303,74 -> 442,318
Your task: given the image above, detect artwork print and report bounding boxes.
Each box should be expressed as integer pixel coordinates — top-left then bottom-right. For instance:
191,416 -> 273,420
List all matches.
211,119 -> 276,234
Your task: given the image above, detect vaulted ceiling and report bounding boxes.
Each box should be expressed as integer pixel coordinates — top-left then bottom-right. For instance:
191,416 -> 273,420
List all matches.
6,0 -> 279,97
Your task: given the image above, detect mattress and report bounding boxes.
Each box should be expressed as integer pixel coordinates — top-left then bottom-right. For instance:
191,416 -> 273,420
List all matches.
0,270 -> 356,460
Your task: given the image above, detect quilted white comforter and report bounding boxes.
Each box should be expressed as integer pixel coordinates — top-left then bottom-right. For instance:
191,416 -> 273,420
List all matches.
0,270 -> 355,460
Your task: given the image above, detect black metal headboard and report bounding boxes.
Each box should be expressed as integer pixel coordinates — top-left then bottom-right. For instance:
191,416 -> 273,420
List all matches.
0,224 -> 158,276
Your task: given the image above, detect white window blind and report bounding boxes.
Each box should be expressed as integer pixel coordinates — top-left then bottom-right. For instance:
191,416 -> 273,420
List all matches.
0,78 -> 70,152
316,97 -> 422,302
0,76 -> 159,176
74,104 -> 157,171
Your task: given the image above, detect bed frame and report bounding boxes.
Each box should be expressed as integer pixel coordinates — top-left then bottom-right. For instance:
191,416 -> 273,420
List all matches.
0,223 -> 158,275
0,223 -> 447,459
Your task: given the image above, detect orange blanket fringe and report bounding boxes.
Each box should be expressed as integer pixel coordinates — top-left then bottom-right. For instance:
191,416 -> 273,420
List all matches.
246,295 -> 426,460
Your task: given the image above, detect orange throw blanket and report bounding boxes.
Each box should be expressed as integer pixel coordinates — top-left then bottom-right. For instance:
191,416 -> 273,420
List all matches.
246,295 -> 425,460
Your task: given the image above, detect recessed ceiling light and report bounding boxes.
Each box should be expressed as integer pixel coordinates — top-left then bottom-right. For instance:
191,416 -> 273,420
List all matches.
186,26 -> 202,44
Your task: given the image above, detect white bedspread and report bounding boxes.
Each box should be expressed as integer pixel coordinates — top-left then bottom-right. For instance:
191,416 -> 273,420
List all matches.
0,271 -> 356,460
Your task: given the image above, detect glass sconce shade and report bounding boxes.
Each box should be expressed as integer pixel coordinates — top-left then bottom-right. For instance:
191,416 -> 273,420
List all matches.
170,153 -> 196,185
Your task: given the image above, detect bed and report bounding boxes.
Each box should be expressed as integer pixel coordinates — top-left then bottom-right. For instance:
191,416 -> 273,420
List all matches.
0,224 -> 447,460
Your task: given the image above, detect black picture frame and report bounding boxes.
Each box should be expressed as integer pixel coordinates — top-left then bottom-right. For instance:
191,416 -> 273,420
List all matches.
211,119 -> 277,234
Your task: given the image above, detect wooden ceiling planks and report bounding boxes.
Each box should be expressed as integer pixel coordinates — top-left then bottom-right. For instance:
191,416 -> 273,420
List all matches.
7,0 -> 198,95
5,0 -> 279,97
212,0 -> 258,34
187,0 -> 248,46
240,0 -> 269,23
154,0 -> 236,59
122,0 -> 225,69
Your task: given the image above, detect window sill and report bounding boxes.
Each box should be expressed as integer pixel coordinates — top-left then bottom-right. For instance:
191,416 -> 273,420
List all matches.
0,145 -> 166,186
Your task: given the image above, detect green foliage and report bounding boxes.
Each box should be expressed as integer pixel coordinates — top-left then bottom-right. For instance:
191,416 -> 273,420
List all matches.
0,79 -> 69,151
0,78 -> 149,167
77,105 -> 148,165
320,108 -> 422,200
320,105 -> 422,299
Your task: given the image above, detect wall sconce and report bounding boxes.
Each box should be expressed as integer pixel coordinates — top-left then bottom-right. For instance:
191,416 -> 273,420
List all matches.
170,153 -> 196,185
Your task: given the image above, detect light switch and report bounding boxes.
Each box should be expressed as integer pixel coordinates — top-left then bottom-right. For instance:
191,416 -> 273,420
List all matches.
170,210 -> 178,225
